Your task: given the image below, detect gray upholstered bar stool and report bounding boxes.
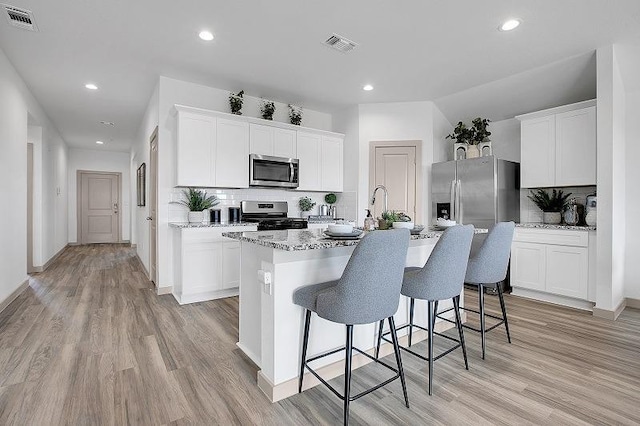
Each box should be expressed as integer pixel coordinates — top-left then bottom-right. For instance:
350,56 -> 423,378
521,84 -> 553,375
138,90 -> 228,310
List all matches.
376,224 -> 474,395
437,221 -> 515,359
293,229 -> 410,426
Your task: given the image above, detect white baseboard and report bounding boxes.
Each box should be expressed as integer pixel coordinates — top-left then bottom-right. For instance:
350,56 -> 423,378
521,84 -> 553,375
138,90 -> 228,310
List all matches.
0,279 -> 29,314
593,298 -> 627,320
32,244 -> 69,273
511,287 -> 594,311
626,298 -> 640,309
173,288 -> 238,304
157,286 -> 173,296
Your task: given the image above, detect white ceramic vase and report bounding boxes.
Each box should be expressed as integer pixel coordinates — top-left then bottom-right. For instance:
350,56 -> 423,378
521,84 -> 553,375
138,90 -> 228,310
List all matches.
466,144 -> 480,158
585,208 -> 597,227
188,211 -> 204,223
543,212 -> 561,224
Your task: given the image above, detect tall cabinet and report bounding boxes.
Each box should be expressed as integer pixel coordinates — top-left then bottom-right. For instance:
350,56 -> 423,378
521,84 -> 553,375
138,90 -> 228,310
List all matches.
517,100 -> 596,188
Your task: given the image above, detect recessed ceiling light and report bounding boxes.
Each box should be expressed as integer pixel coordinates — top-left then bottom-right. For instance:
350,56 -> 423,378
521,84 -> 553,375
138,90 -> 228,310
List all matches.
199,30 -> 214,41
499,19 -> 521,31
363,84 -> 374,91
85,83 -> 98,90
95,140 -> 104,145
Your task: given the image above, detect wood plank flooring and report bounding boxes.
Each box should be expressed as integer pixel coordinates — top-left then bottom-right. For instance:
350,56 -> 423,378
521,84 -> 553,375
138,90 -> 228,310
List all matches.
0,244 -> 638,425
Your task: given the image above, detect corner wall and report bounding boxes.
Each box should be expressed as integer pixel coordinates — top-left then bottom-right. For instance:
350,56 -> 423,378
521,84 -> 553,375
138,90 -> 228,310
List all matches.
0,47 -> 68,304
624,89 -> 640,299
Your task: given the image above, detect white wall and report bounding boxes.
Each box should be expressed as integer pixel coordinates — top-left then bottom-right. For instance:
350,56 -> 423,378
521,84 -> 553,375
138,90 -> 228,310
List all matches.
357,101 -> 440,225
67,148 -> 131,243
0,47 -> 68,304
488,118 -> 521,163
595,45 -> 627,313
147,76 -> 334,291
624,90 -> 640,299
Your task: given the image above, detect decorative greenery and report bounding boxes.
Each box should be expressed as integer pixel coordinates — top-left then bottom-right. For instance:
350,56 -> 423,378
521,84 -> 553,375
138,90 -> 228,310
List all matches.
446,121 -> 475,145
172,188 -> 220,212
527,189 -> 572,212
229,90 -> 244,115
446,117 -> 492,145
260,100 -> 275,120
471,117 -> 491,144
324,193 -> 337,205
380,210 -> 411,228
288,104 -> 303,125
298,196 -> 316,212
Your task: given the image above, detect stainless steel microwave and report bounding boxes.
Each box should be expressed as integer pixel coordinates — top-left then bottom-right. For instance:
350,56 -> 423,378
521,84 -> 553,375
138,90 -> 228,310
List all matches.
249,154 -> 299,188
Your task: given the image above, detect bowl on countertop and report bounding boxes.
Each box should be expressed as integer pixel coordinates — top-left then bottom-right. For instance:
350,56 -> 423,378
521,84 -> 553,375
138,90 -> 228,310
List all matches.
327,223 -> 354,234
392,221 -> 415,229
435,218 -> 456,228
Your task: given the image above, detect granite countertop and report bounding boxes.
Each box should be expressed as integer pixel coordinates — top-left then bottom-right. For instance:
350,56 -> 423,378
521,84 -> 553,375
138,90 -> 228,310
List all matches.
516,223 -> 596,231
222,227 -> 488,251
169,222 -> 257,229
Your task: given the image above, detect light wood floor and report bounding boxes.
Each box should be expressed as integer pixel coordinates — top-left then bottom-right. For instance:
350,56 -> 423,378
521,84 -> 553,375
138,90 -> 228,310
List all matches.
0,244 -> 639,425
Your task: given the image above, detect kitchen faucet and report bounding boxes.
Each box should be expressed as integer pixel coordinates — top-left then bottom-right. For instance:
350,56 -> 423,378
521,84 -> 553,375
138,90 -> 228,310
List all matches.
370,185 -> 388,214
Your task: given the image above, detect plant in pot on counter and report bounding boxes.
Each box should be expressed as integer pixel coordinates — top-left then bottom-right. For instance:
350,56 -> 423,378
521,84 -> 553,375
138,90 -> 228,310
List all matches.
172,187 -> 220,223
260,99 -> 276,120
527,188 -> 572,224
298,196 -> 316,218
229,90 -> 244,115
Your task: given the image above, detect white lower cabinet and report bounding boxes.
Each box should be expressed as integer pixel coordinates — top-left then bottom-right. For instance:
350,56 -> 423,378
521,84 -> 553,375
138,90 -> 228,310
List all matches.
173,225 -> 257,304
510,227 -> 594,309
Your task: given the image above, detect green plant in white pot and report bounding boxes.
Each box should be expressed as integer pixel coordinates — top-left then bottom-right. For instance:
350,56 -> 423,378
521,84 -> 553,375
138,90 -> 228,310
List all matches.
173,188 -> 220,223
528,188 -> 571,224
298,196 -> 316,218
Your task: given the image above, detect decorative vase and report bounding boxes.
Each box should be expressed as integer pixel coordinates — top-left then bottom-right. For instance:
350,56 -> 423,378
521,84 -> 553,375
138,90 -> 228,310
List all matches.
300,211 -> 310,219
543,211 -> 561,224
585,208 -> 597,227
466,144 -> 480,159
188,211 -> 204,223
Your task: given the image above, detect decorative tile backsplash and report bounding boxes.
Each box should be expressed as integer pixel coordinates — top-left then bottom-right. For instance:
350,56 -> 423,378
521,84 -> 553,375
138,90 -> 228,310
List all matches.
168,187 -> 358,223
519,186 -> 596,223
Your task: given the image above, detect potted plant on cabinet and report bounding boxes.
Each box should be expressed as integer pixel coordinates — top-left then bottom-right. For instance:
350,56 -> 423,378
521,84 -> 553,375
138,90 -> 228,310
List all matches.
527,188 -> 572,224
173,187 -> 220,223
471,117 -> 491,157
260,99 -> 275,120
446,121 -> 475,160
229,90 -> 244,115
298,196 -> 316,218
289,104 -> 303,125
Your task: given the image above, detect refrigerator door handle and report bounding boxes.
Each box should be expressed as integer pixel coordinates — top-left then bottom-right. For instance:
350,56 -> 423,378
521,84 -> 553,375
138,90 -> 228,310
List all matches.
456,180 -> 462,224
450,180 -> 456,221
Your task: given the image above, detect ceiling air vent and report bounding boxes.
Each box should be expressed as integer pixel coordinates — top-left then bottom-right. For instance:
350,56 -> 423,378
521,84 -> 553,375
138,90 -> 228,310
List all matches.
323,34 -> 358,53
2,4 -> 38,31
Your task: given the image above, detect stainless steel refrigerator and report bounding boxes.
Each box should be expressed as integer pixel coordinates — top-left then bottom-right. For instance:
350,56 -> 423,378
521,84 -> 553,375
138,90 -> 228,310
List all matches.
432,156 -> 520,231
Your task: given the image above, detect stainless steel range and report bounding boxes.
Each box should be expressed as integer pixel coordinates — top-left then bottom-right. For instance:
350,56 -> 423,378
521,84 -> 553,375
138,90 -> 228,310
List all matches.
240,201 -> 308,231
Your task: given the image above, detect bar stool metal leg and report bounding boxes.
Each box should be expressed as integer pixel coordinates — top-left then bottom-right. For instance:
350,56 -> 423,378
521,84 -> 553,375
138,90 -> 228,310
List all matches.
344,325 -> 354,425
299,309 -> 312,393
478,284 -> 486,359
432,300 -> 439,331
497,284 -> 511,343
427,300 -> 434,395
375,320 -> 384,359
408,298 -> 415,347
388,316 -> 409,408
452,295 -> 468,370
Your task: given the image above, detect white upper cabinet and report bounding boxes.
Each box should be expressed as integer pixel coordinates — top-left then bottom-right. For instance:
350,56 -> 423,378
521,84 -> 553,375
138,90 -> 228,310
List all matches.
517,100 -> 596,188
216,118 -> 249,188
176,111 -> 216,187
296,132 -> 322,191
296,131 -> 344,192
250,124 -> 297,158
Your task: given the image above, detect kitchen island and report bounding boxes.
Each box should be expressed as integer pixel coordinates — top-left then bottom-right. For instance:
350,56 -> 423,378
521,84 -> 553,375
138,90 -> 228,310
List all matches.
223,227 -> 487,402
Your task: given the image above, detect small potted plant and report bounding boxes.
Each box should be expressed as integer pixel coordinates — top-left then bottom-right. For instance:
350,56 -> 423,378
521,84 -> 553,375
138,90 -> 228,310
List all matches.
229,90 -> 244,115
260,99 -> 275,120
324,193 -> 337,218
172,187 -> 220,223
446,121 -> 475,159
527,188 -> 572,224
298,196 -> 316,218
289,104 -> 303,125
472,117 -> 492,157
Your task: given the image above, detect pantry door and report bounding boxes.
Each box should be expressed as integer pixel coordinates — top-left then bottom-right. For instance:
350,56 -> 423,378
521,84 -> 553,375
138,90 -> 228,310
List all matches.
78,171 -> 121,244
369,141 -> 422,222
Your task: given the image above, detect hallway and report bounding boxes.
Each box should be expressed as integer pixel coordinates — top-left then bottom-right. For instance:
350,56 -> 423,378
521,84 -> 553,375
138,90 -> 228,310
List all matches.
0,244 -> 639,425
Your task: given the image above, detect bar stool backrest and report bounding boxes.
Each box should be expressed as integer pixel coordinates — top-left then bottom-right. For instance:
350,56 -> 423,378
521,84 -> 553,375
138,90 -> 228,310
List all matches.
315,228 -> 410,325
402,225 -> 474,301
465,222 -> 515,285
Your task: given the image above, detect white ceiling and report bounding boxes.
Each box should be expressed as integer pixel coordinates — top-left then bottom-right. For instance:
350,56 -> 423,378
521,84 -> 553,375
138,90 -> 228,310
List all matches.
1,0 -> 640,152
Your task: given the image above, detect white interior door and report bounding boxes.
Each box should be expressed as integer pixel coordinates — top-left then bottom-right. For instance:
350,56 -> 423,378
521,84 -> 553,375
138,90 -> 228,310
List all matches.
80,172 -> 120,244
27,143 -> 34,273
372,145 -> 417,220
149,128 -> 158,284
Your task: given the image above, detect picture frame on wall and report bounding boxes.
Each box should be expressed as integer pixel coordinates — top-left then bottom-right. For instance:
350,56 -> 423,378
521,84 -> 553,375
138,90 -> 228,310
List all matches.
478,141 -> 492,157
137,163 -> 146,207
453,143 -> 468,160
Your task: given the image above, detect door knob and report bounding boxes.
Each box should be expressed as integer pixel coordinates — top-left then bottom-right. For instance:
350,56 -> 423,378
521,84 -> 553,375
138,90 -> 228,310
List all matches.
146,217 -> 153,221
